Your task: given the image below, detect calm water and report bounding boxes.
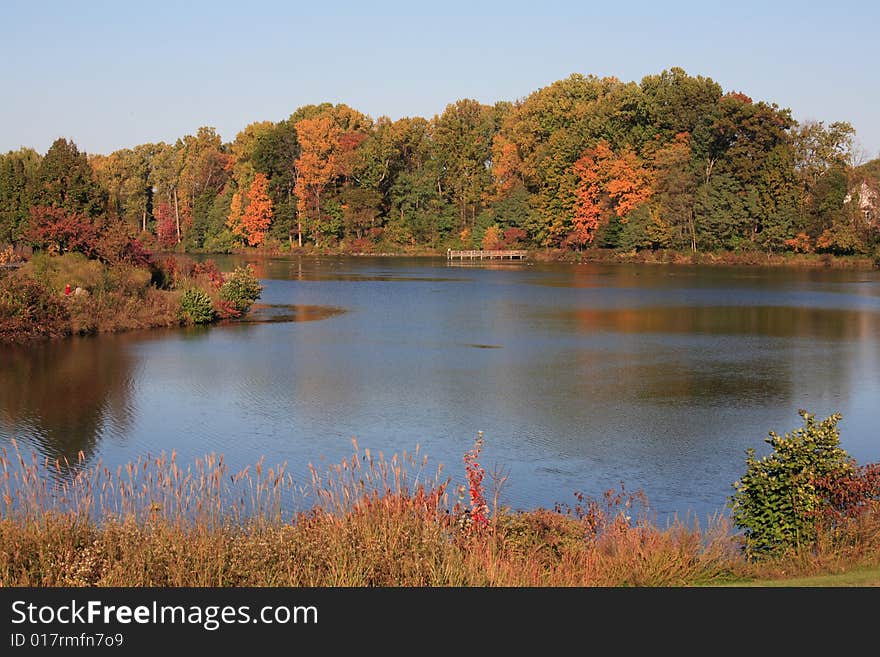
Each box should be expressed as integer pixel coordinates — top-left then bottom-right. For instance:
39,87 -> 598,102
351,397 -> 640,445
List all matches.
3,256 -> 880,523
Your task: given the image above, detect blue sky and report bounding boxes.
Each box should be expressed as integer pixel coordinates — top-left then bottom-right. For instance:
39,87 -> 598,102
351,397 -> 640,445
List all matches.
2,0 -> 878,159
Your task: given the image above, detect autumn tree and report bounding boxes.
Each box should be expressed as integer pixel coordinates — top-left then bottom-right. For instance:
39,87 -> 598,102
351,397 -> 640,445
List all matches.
150,142 -> 186,245
155,202 -> 178,250
294,116 -> 340,247
488,134 -> 524,201
237,173 -> 273,246
570,141 -> 652,247
26,206 -> 99,257
570,146 -> 604,247
3,69 -> 851,256
792,120 -> 855,190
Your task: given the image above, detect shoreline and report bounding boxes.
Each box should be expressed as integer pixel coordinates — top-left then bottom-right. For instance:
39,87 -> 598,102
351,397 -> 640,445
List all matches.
215,245 -> 879,271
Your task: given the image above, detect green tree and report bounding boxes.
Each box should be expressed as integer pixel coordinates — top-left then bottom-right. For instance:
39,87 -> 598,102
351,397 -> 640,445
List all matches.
34,138 -> 107,217
692,93 -> 796,248
730,411 -> 855,557
640,67 -> 723,140
432,99 -> 496,234
251,119 -> 300,247
92,144 -> 157,232
648,133 -> 698,250
0,148 -> 41,243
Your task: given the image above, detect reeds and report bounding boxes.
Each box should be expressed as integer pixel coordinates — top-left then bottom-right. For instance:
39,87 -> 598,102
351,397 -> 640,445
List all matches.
1,436 -> 878,586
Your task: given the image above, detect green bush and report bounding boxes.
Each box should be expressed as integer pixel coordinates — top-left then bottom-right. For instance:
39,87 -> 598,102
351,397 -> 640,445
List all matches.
219,265 -> 262,314
729,410 -> 854,557
178,288 -> 215,325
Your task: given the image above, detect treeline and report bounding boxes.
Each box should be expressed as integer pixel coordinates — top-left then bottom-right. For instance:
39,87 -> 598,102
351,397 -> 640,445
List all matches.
2,68 -> 878,256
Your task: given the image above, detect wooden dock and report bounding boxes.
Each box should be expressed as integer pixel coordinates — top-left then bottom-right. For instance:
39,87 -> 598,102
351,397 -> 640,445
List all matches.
447,249 -> 528,261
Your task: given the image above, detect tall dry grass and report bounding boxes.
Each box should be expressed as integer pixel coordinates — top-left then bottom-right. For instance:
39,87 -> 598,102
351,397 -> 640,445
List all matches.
1,437 -> 878,587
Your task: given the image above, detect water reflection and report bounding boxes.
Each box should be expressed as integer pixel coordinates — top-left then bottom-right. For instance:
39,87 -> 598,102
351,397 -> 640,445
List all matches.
539,305 -> 880,339
236,304 -> 346,324
0,336 -> 136,468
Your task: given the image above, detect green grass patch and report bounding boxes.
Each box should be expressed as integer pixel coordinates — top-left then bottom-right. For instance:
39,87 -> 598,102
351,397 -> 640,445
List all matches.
715,565 -> 880,587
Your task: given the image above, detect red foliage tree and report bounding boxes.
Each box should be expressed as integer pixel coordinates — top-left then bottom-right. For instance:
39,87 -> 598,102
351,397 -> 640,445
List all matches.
94,220 -> 154,268
26,206 -> 99,257
503,227 -> 528,246
155,202 -> 178,250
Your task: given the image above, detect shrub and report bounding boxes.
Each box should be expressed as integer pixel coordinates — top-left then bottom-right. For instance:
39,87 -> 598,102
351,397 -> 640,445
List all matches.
104,265 -> 153,298
189,260 -> 224,289
22,252 -> 104,294
0,273 -> 70,342
729,410 -> 856,556
178,288 -> 215,324
219,265 -> 262,315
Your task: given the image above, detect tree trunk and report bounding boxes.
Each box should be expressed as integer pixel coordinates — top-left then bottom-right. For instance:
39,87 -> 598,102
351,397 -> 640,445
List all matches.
689,210 -> 697,253
173,188 -> 181,244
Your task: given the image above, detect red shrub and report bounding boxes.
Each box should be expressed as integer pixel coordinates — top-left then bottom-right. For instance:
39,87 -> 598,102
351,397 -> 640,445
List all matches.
189,260 -> 224,288
812,463 -> 880,525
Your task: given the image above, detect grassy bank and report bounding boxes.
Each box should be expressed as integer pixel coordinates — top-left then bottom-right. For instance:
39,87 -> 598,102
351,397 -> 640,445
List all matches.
0,253 -> 261,344
2,437 -> 878,587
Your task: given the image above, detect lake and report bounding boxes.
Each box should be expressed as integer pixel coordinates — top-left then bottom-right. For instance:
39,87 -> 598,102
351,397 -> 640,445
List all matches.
2,256 -> 879,524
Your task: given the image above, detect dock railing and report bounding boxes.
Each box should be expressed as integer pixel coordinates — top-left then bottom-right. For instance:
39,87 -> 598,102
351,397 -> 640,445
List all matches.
447,249 -> 528,260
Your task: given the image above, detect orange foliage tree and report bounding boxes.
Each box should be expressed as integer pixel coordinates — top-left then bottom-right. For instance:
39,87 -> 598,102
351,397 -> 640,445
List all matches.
481,225 -> 504,250
294,117 -> 341,246
488,134 -> 523,201
239,173 -> 273,246
571,140 -> 652,247
570,142 -> 608,247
